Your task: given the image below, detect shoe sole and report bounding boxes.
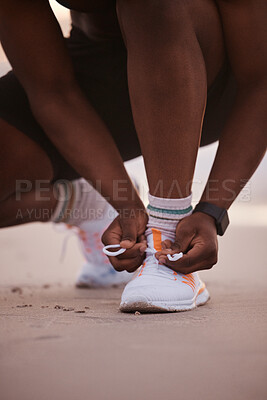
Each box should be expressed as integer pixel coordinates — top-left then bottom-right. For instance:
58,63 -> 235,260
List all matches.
120,287 -> 210,313
76,281 -> 127,289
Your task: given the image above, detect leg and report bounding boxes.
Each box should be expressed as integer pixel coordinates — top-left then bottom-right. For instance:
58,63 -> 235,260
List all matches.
0,118 -> 58,227
117,0 -> 225,197
117,0 -> 226,312
0,68 -> 82,228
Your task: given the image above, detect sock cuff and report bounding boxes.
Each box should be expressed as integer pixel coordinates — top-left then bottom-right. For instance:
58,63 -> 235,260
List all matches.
148,193 -> 192,210
147,193 -> 192,221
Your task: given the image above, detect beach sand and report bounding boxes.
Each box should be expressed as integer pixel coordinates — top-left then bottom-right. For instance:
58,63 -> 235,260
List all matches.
0,3 -> 267,399
0,155 -> 266,400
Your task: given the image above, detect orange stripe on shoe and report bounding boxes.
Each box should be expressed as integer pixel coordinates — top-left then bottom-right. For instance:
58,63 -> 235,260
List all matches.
183,277 -> 195,287
182,281 -> 195,291
183,275 -> 195,287
183,276 -> 192,281
197,283 -> 206,297
184,273 -> 194,281
138,262 -> 146,277
151,228 -> 162,252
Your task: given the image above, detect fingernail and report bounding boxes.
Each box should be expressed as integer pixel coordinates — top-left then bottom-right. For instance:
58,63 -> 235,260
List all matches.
120,240 -> 134,249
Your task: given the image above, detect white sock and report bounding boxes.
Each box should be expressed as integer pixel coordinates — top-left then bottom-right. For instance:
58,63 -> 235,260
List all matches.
146,193 -> 193,241
50,179 -> 117,227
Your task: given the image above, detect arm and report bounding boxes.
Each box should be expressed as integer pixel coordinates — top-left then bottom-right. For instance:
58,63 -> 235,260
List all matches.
201,0 -> 267,208
0,0 -> 147,268
157,0 -> 267,273
0,0 -> 142,213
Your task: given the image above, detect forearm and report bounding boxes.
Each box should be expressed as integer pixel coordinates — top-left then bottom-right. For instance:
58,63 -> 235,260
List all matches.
31,86 -> 143,213
0,0 -> 144,214
201,84 -> 267,209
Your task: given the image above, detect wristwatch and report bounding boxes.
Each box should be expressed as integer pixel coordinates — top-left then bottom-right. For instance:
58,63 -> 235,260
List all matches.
193,202 -> 229,236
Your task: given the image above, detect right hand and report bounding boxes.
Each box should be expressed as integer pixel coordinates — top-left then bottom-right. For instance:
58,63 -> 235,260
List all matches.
101,208 -> 148,272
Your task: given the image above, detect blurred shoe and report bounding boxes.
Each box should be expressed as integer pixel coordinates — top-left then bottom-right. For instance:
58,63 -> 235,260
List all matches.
75,220 -> 133,288
57,178 -> 137,288
120,228 -> 210,312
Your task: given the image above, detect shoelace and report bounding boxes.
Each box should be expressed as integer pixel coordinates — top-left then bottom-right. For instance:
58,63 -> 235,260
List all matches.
58,224 -> 82,262
103,244 -> 185,282
102,245 -> 183,261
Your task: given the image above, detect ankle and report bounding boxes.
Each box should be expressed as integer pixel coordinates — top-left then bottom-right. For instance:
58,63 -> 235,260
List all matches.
146,193 -> 193,240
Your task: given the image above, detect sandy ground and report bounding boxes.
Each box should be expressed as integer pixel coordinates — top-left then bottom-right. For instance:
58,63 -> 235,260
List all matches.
0,221 -> 267,400
0,153 -> 266,400
1,2 -> 267,399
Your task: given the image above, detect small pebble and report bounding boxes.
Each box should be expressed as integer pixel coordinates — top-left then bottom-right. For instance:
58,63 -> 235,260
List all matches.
16,304 -> 28,308
12,287 -> 23,295
75,310 -> 85,314
84,306 -> 90,309
54,305 -> 64,310
63,307 -> 74,312
42,284 -> 50,289
135,311 -> 141,315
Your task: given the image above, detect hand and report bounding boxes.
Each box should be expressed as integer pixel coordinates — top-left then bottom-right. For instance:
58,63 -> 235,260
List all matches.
156,212 -> 218,274
101,208 -> 148,272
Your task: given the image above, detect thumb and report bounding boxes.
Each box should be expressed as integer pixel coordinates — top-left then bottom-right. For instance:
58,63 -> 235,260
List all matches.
172,226 -> 194,254
119,218 -> 137,249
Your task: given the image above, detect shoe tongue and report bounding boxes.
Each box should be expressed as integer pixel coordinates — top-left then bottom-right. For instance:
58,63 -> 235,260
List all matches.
144,229 -> 178,277
146,228 -> 173,252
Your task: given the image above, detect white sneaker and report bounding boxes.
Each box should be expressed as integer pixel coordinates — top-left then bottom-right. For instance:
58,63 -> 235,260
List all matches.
74,219 -> 133,288
120,228 -> 210,312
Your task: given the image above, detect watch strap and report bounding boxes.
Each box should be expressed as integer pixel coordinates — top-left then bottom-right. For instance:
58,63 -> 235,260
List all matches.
193,202 -> 229,236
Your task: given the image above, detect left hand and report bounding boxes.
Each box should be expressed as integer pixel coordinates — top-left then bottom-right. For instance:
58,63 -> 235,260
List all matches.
155,212 -> 218,274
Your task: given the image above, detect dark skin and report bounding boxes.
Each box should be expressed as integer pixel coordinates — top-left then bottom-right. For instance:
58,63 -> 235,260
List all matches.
0,0 -> 147,267
105,0 -> 267,273
0,0 -> 136,210
0,0 -> 266,274
155,0 -> 267,273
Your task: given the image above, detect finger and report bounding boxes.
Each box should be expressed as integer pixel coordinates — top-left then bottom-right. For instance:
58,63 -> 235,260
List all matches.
156,248 -> 176,260
155,239 -> 174,259
162,244 -> 215,273
109,253 -> 145,272
119,218 -> 137,249
116,242 -> 147,260
101,219 -> 122,246
172,225 -> 195,253
137,234 -> 147,254
138,234 -> 147,245
163,245 -> 204,270
161,239 -> 173,250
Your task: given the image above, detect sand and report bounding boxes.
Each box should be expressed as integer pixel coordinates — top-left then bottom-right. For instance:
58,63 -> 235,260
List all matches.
0,220 -> 267,400
0,4 -> 266,398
